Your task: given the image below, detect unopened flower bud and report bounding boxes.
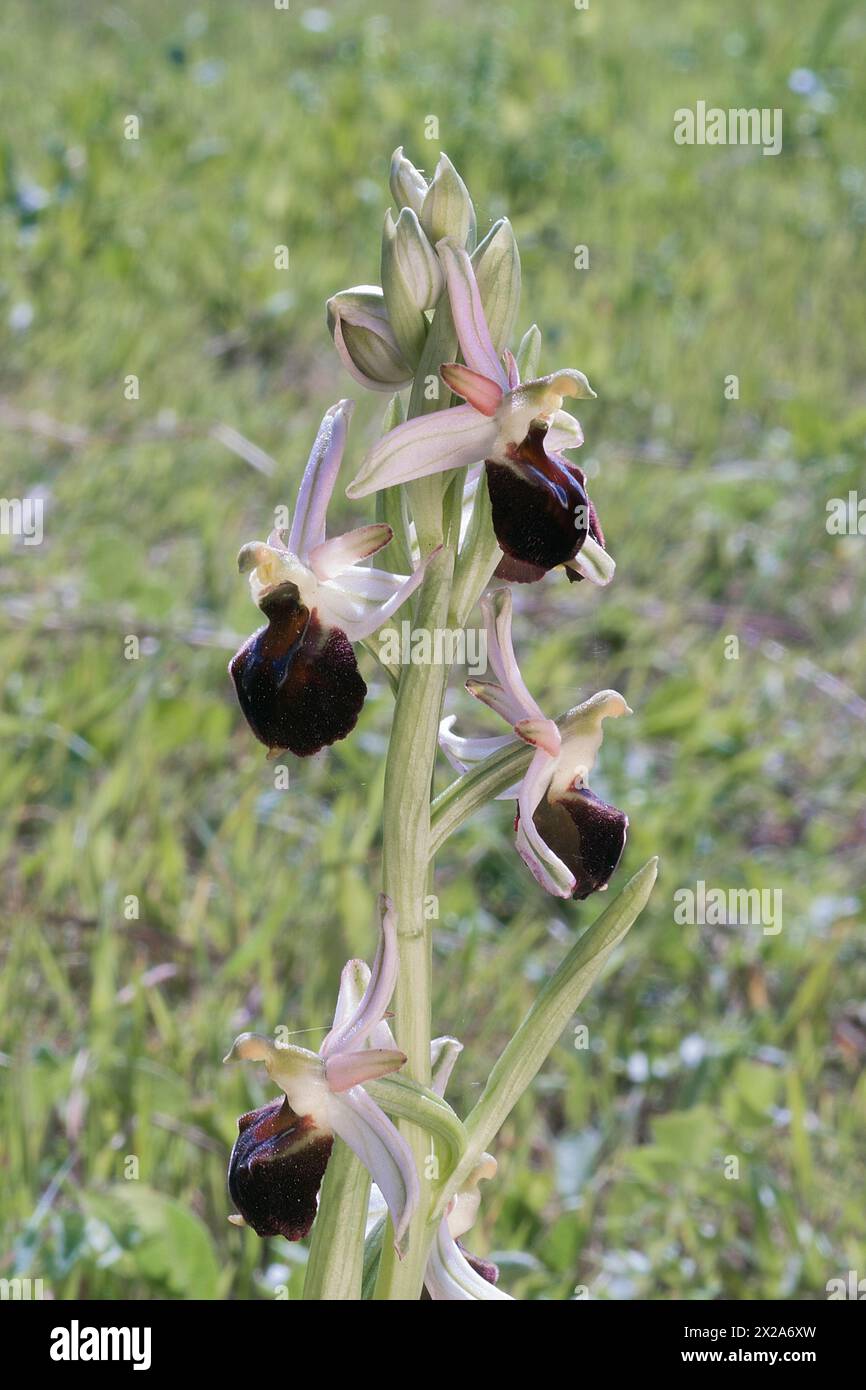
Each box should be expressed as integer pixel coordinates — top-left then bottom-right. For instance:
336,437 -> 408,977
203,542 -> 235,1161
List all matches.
383,207 -> 444,313
471,218 -> 521,355
326,286 -> 413,392
420,153 -> 476,250
515,323 -> 542,381
389,146 -> 428,216
380,209 -> 440,368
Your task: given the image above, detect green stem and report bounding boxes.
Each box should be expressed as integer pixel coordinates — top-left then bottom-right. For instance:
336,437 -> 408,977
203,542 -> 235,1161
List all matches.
302,1141 -> 371,1300
372,546 -> 455,1300
449,470 -> 501,629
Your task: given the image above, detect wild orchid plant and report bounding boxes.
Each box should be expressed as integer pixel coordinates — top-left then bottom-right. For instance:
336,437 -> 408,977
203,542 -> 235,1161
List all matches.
223,148 -> 657,1301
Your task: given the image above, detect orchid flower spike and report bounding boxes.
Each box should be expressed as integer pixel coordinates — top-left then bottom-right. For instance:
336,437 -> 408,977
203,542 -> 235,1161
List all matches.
229,400 -> 435,757
347,242 -> 613,588
440,589 -> 631,899
225,895 -> 419,1250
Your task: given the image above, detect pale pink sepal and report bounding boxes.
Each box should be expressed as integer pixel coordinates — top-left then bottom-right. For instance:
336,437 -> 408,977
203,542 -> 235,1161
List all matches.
346,405 -> 496,499
480,589 -> 546,725
288,400 -> 354,559
514,747 -> 576,898
436,238 -> 508,389
438,714 -> 514,774
337,546 -> 441,643
329,1086 -> 420,1250
321,894 -> 397,1059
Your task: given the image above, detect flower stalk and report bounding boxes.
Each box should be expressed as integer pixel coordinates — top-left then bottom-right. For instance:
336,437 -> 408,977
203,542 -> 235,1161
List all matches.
374,462 -> 456,1300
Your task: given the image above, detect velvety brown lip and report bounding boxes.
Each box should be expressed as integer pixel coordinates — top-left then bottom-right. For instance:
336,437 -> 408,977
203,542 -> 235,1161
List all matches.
529,785 -> 629,899
485,421 -> 595,575
229,582 -> 367,757
228,1097 -> 333,1241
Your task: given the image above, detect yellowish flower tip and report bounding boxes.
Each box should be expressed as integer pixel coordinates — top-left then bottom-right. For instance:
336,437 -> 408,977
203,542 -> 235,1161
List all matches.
474,1153 -> 499,1185
223,1032 -> 273,1066
594,690 -> 632,720
546,368 -> 597,402
237,541 -> 270,576
227,1213 -> 246,1227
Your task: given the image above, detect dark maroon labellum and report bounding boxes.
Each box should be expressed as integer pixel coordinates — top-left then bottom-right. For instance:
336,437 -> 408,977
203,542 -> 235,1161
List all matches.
531,785 -> 629,899
228,1097 -> 333,1241
229,583 -> 367,757
486,422 -> 593,579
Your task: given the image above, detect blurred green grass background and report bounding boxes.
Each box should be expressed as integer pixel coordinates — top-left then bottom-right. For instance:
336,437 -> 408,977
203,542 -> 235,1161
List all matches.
1,0 -> 864,1300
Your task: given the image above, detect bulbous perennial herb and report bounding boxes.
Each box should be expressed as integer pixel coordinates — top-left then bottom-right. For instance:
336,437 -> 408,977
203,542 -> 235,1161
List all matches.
224,147 -> 658,1301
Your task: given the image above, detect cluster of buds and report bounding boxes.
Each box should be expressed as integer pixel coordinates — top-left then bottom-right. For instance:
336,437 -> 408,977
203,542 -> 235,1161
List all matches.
327,149 -> 519,389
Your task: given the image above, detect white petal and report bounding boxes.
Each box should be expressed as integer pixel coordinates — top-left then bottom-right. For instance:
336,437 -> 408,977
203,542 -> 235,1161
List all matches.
547,409 -> 584,452
513,716 -> 563,758
325,1048 -> 406,1093
567,535 -> 616,587
504,348 -> 520,389
440,362 -> 503,417
465,678 -> 524,726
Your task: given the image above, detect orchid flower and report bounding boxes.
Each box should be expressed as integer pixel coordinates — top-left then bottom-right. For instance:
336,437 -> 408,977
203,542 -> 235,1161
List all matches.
347,240 -> 614,588
362,1032 -> 512,1299
425,1153 -> 510,1300
225,895 -> 419,1249
440,589 -> 630,899
229,399 -> 433,756
424,1038 -> 511,1300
